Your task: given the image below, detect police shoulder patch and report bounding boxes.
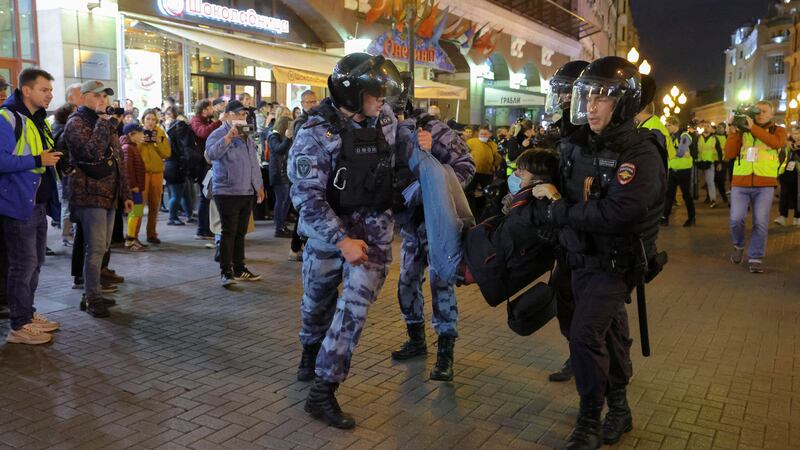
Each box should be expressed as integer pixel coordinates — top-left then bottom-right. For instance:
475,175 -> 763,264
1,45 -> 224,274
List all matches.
295,156 -> 315,179
616,162 -> 636,185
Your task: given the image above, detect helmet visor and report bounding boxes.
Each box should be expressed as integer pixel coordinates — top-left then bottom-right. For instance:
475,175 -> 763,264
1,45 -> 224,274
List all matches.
360,58 -> 403,102
570,79 -> 622,126
545,78 -> 574,114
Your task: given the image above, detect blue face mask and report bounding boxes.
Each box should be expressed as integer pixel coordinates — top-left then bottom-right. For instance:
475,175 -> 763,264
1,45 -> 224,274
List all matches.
507,174 -> 523,195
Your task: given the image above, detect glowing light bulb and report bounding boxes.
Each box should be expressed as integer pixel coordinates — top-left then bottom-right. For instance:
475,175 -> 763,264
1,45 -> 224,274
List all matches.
639,60 -> 651,75
627,47 -> 640,64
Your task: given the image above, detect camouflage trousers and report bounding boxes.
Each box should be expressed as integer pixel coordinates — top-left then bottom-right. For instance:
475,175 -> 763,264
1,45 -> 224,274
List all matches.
298,213 -> 393,384
397,220 -> 458,337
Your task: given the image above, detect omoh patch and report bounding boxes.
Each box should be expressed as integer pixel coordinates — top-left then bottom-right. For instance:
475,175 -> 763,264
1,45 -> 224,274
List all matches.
616,163 -> 636,185
295,156 -> 314,178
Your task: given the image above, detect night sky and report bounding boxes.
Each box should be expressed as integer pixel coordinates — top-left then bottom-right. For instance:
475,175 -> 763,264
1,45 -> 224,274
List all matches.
630,0 -> 769,93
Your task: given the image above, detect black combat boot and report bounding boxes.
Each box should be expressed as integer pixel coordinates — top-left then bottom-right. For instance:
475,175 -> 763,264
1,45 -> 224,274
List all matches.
304,377 -> 355,429
391,323 -> 427,361
548,358 -> 574,382
563,398 -> 604,450
429,335 -> 455,381
297,343 -> 321,381
602,385 -> 633,444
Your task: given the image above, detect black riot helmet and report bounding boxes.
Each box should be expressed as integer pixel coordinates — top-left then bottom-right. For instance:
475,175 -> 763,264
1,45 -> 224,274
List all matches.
545,60 -> 589,114
639,74 -> 657,111
327,53 -> 403,115
570,56 -> 641,129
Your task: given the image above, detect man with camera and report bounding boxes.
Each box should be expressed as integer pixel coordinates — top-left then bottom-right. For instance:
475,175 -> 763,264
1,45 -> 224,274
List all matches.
724,100 -> 787,273
0,68 -> 63,343
205,100 -> 265,286
63,80 -> 133,318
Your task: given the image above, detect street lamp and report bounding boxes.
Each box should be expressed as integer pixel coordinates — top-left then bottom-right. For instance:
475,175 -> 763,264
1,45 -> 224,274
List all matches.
678,93 -> 687,105
639,60 -> 651,75
790,98 -> 798,109
674,106 -> 681,114
627,47 -> 640,64
670,86 -> 680,98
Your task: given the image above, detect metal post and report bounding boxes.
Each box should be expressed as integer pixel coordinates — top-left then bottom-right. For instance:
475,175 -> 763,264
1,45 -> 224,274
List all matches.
182,39 -> 192,116
405,2 -> 415,99
115,13 -> 127,102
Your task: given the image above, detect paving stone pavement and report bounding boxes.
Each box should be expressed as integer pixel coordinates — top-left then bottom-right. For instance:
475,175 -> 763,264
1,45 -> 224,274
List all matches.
0,200 -> 799,450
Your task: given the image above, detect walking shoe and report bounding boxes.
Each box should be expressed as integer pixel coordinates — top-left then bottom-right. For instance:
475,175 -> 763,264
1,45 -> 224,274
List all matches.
548,358 -> 573,382
80,294 -> 116,311
62,239 -> 72,247
204,242 -> 215,249
709,201 -> 717,208
84,298 -> 110,318
275,227 -> 292,238
794,218 -> 800,226
127,240 -> 146,251
45,247 -> 55,256
195,234 -> 214,240
305,377 -> 355,429
391,323 -> 427,361
774,216 -> 787,226
6,324 -> 52,345
682,217 -> 695,227
101,268 -> 125,284
234,268 -> 262,281
146,236 -> 161,244
564,399 -> 603,450
186,217 -> 197,224
748,261 -> 764,274
297,342 -> 322,381
72,279 -> 84,290
659,216 -> 668,226
221,272 -> 236,287
288,250 -> 303,261
101,283 -> 119,294
730,246 -> 744,264
167,219 -> 185,226
31,313 -> 60,333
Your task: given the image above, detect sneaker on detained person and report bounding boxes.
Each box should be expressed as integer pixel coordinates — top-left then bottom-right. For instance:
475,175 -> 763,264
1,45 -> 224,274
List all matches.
234,267 -> 262,281
6,323 -> 52,345
774,216 -> 787,226
30,313 -> 59,332
730,246 -> 744,264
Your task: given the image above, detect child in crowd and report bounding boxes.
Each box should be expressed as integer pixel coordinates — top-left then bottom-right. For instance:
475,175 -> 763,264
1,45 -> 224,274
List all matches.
120,123 -> 147,251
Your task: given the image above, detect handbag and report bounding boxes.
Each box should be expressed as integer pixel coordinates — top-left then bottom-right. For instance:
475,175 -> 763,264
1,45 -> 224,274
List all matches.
75,145 -> 115,179
507,281 -> 557,336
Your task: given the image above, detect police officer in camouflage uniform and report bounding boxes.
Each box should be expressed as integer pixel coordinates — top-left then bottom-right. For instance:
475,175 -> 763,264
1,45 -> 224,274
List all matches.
532,57 -> 666,449
288,53 -> 403,429
391,112 -> 475,381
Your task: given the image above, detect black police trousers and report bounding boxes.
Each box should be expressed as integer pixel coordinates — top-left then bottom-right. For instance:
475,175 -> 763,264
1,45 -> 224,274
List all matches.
569,268 -> 633,402
663,168 -> 695,220
551,261 -> 574,340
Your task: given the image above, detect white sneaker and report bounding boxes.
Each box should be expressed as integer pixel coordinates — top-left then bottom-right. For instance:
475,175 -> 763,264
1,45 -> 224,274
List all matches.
794,218 -> 800,226
774,216 -> 787,226
6,324 -> 52,345
31,313 -> 59,332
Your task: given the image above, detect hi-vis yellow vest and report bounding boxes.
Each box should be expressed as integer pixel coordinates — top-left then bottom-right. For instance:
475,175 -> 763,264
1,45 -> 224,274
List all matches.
697,135 -> 718,162
0,108 -> 50,174
734,133 -> 784,178
669,132 -> 694,170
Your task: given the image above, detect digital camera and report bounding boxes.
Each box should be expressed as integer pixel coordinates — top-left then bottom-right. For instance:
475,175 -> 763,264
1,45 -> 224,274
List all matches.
232,119 -> 254,137
732,105 -> 761,131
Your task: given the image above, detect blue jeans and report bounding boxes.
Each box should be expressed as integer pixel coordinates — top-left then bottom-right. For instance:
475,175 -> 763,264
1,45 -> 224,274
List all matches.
730,186 -> 775,262
168,182 -> 192,221
74,207 -> 115,299
273,183 -> 291,230
1,204 -> 46,330
408,144 -> 474,284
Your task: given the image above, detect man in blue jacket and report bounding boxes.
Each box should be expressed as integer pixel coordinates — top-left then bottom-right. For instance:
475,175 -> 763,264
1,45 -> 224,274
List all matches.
206,100 -> 265,287
0,68 -> 63,345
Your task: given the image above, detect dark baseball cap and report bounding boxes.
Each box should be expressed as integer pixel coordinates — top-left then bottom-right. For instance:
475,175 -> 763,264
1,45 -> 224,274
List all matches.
123,123 -> 144,135
225,100 -> 246,113
212,97 -> 226,106
81,80 -> 114,96
256,100 -> 268,110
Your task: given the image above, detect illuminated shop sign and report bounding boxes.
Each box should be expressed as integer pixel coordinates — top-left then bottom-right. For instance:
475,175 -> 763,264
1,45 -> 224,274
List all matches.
157,0 -> 289,34
367,30 -> 455,73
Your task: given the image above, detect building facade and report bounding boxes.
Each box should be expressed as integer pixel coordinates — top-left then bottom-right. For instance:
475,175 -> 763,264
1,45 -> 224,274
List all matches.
0,0 -> 40,87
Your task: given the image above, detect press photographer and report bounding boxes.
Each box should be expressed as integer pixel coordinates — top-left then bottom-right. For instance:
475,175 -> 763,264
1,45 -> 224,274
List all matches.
724,100 -> 787,273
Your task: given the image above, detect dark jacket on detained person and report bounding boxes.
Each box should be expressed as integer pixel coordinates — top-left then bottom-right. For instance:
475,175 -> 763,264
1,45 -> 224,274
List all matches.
268,124 -> 292,186
0,90 -> 61,221
545,120 -> 666,264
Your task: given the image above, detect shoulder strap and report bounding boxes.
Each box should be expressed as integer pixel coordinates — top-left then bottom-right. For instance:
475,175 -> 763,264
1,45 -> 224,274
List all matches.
0,108 -> 23,143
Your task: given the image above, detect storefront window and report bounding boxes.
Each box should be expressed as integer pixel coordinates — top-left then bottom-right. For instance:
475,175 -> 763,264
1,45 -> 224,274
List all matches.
234,64 -> 255,78
0,0 -> 16,58
124,22 -> 185,110
18,0 -> 35,60
192,49 -> 232,76
256,67 -> 272,99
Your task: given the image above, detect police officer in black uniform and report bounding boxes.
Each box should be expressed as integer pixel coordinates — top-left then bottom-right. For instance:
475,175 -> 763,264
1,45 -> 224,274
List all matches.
543,59 -> 589,383
532,56 -> 666,449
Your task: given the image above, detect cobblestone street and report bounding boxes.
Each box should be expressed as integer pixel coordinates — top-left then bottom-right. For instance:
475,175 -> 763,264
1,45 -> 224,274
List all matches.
1,202 -> 799,449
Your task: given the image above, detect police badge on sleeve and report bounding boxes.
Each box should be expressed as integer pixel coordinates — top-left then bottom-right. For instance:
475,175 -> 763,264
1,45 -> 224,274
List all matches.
295,156 -> 315,179
616,163 -> 636,185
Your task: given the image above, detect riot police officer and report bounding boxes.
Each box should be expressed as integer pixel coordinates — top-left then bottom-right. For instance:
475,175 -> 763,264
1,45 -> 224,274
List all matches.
288,53 -> 403,429
542,59 -> 589,383
391,110 -> 475,381
532,56 -> 666,449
